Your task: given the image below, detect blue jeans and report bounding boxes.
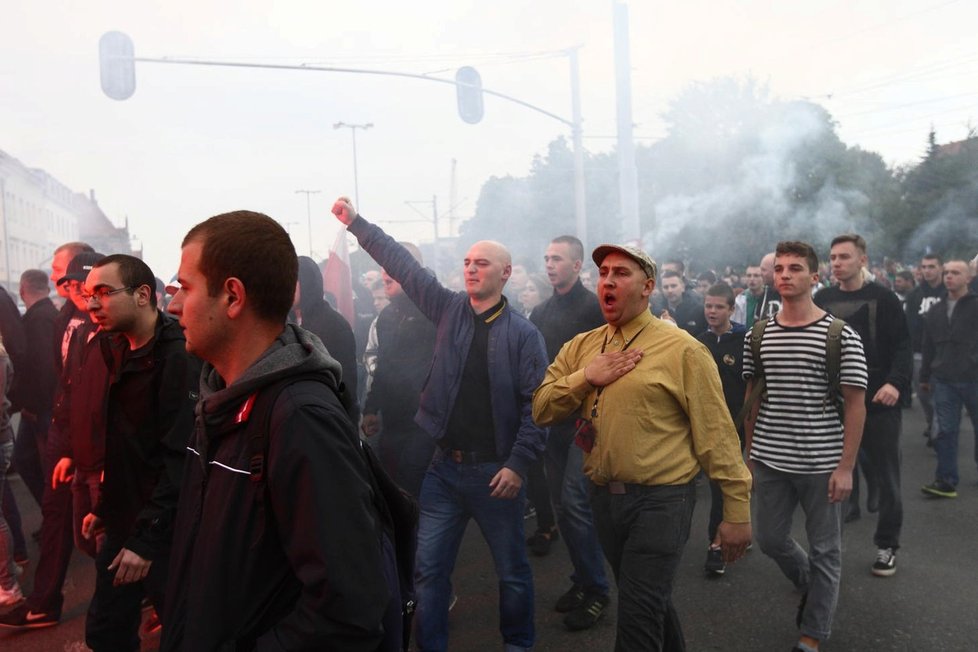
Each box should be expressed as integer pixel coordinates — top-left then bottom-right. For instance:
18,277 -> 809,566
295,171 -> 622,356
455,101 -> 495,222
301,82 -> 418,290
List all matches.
932,380 -> 978,487
545,424 -> 609,596
414,456 -> 534,651
591,481 -> 695,652
754,463 -> 842,642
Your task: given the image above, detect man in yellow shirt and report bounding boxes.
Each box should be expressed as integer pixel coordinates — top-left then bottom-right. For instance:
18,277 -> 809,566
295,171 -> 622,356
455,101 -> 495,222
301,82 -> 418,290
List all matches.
533,244 -> 752,651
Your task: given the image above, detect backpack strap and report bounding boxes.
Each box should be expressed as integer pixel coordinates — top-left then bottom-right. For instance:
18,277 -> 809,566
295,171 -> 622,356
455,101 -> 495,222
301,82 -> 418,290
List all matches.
735,318 -> 769,427
823,317 -> 847,418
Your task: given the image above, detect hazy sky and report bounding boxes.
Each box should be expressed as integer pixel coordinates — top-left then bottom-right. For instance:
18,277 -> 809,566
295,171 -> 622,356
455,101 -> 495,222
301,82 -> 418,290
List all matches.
2,0 -> 976,278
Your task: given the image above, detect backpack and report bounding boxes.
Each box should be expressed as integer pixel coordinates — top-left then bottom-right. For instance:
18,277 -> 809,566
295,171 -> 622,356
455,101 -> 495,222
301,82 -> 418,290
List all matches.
247,372 -> 419,651
735,317 -> 847,427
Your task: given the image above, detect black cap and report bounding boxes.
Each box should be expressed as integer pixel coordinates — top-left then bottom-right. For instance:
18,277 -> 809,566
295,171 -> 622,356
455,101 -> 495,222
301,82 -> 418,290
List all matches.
58,252 -> 105,285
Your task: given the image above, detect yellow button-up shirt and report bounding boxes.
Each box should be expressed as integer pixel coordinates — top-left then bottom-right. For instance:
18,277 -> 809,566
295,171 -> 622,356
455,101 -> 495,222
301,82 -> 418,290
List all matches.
532,309 -> 751,523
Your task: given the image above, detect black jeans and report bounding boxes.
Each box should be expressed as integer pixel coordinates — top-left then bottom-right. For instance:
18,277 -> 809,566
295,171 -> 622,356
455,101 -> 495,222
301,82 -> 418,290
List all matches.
862,408 -> 903,549
86,538 -> 168,652
25,439 -> 74,617
591,481 -> 695,652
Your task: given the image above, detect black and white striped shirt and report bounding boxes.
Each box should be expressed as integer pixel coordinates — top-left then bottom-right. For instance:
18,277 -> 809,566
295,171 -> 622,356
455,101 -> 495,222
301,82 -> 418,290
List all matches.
743,314 -> 868,474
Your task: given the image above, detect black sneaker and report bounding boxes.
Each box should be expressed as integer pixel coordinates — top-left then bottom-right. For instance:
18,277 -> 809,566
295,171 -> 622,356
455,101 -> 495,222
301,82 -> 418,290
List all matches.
526,527 -> 559,557
921,481 -> 957,498
0,605 -> 59,629
554,584 -> 586,613
563,593 -> 609,631
704,546 -> 726,576
872,547 -> 896,577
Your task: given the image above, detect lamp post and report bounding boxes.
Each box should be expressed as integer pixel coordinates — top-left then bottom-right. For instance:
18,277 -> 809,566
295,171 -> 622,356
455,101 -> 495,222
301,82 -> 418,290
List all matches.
333,122 -> 373,210
294,189 -> 320,257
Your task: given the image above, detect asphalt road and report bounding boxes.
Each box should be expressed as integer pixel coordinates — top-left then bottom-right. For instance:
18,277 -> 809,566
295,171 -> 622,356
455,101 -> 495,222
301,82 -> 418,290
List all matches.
1,401 -> 975,651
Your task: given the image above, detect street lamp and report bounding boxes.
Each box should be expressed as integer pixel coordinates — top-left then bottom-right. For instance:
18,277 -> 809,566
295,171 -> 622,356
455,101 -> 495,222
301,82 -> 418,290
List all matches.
333,122 -> 373,210
294,189 -> 320,257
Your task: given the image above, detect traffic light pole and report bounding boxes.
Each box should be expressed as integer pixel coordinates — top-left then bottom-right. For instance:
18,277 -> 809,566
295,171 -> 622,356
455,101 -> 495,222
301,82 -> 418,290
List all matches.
102,35 -> 588,245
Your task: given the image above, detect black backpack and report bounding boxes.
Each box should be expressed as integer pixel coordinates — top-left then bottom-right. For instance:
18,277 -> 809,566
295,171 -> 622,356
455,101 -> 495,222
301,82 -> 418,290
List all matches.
247,372 -> 419,651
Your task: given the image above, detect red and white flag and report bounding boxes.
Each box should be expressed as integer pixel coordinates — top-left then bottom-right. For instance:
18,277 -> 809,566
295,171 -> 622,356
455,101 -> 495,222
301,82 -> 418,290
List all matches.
323,228 -> 355,326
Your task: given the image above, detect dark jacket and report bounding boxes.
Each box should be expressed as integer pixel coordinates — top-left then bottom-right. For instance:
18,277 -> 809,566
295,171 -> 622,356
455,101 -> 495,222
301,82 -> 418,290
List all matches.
162,325 -> 389,652
0,285 -> 27,410
19,297 -> 59,416
348,216 -> 548,478
49,318 -> 111,472
920,292 -> 978,384
696,322 -> 747,430
660,295 -> 706,336
905,281 -> 946,353
94,312 -> 200,560
363,292 -> 435,429
815,282 -> 913,412
295,255 -> 360,422
530,279 -> 604,362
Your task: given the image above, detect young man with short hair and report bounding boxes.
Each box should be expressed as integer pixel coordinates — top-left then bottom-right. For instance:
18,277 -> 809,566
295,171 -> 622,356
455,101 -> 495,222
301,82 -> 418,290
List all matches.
815,234 -> 911,577
658,270 -> 706,335
905,253 -> 946,443
78,254 -> 199,651
162,211 -> 394,651
529,235 -> 610,630
919,260 -> 978,498
745,241 -> 868,652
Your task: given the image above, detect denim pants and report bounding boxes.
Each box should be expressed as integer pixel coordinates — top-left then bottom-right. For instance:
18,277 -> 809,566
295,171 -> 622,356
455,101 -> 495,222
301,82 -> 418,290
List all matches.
591,481 -> 695,652
0,440 -> 17,592
932,380 -> 978,487
754,462 -> 842,642
14,411 -> 51,507
861,408 -> 903,549
545,423 -> 609,596
414,457 -> 534,651
913,353 -> 935,434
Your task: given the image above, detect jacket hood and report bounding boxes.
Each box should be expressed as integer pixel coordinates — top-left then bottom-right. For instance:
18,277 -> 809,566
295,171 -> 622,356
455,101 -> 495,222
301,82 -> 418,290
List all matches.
297,255 -> 325,317
198,323 -> 342,425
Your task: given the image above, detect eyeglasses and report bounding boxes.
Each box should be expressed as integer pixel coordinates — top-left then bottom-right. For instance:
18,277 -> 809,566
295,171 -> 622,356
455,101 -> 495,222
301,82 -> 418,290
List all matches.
81,286 -> 134,303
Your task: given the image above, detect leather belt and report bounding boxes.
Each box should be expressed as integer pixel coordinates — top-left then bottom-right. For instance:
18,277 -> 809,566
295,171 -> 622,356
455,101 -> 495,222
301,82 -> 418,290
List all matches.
443,449 -> 499,464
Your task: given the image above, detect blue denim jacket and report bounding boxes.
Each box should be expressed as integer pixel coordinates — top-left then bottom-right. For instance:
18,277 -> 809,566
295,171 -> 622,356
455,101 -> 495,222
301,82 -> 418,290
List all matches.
348,216 -> 547,477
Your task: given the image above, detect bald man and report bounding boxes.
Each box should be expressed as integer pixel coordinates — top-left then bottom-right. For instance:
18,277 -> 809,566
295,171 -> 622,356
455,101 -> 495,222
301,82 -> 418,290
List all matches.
333,198 -> 547,652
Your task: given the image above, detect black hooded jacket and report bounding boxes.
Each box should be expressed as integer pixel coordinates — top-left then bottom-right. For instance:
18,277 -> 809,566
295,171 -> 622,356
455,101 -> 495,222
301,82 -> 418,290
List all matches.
162,325 -> 389,651
294,256 -> 360,422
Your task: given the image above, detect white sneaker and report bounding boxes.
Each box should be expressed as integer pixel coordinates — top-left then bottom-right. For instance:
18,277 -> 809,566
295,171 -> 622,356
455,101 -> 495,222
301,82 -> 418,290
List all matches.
0,583 -> 24,607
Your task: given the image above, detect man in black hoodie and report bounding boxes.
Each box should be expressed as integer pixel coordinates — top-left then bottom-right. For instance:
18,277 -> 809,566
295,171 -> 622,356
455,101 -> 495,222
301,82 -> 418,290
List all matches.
77,254 -> 199,651
293,255 -> 359,422
163,211 -> 393,651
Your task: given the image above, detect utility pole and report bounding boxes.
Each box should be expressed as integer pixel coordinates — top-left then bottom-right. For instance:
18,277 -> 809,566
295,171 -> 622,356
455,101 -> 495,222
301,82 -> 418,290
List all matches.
568,46 -> 588,249
613,2 -> 641,245
294,189 -> 320,257
333,122 -> 373,209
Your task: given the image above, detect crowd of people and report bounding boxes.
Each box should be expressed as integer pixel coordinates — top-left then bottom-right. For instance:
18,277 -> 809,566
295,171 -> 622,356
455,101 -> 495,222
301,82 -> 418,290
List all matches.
0,197 -> 975,652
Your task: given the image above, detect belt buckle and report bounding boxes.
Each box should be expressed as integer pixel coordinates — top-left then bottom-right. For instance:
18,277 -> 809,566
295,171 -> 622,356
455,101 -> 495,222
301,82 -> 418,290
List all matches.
450,450 -> 464,464
608,481 -> 626,495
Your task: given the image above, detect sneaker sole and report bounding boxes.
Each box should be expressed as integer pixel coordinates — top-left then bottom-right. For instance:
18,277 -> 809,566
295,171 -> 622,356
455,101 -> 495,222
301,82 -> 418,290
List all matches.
872,566 -> 896,577
0,619 -> 58,630
921,487 -> 957,498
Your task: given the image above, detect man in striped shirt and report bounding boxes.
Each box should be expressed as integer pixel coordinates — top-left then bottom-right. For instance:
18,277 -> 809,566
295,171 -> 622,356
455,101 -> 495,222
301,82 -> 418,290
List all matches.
743,241 -> 868,652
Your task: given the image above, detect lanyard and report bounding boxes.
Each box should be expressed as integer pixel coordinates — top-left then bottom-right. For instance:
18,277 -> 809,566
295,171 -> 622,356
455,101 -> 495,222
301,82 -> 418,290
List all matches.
588,323 -> 649,419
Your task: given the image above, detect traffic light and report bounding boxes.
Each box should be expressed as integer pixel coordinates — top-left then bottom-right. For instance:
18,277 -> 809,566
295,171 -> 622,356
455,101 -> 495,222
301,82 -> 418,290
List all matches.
455,66 -> 484,124
99,31 -> 136,101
